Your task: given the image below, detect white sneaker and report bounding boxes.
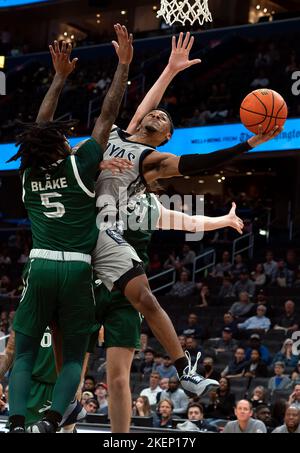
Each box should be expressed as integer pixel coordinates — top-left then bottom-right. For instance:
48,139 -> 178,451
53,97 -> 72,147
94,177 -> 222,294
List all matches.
179,351 -> 219,397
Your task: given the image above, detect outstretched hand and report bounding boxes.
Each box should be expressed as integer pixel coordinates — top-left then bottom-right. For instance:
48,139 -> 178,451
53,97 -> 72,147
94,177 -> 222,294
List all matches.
49,40 -> 78,78
112,24 -> 133,65
248,124 -> 283,148
227,202 -> 244,235
167,32 -> 201,74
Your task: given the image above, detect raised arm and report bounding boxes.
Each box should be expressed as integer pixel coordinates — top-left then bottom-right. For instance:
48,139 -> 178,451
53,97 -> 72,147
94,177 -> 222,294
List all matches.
91,24 -> 133,149
142,125 -> 283,182
157,202 -> 244,235
36,41 -> 78,123
126,32 -> 200,134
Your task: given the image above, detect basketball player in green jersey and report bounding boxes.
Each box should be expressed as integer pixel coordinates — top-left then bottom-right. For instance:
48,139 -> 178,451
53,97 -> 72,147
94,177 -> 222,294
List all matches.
6,24 -> 134,433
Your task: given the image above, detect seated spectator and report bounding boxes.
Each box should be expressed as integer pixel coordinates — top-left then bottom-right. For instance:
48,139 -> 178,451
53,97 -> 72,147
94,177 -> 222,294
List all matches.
272,339 -> 299,368
285,248 -> 298,273
255,405 -> 276,433
215,327 -> 239,353
274,259 -> 294,288
263,250 -> 277,284
221,347 -> 248,379
168,271 -> 196,298
222,312 -> 238,336
159,377 -> 169,391
82,375 -> 96,394
152,352 -> 163,372
229,292 -> 255,320
291,361 -> 300,385
254,290 -> 274,318
17,245 -> 29,264
232,254 -> 248,279
273,300 -> 299,334
139,333 -> 149,356
155,355 -> 177,380
201,356 -> 220,381
233,272 -> 255,299
159,377 -> 189,416
244,349 -> 269,378
184,336 -> 203,362
178,403 -> 218,432
0,276 -> 12,296
218,276 -> 235,302
237,305 -> 271,333
180,313 -> 203,339
245,333 -> 271,364
195,285 -> 210,308
251,263 -> 266,287
140,372 -> 162,406
84,398 -> 99,414
177,335 -> 186,349
179,244 -> 196,273
272,405 -> 300,433
94,382 -> 109,414
211,251 -> 232,278
250,385 -> 268,408
288,384 -> 300,410
80,391 -> 94,406
223,400 -> 267,433
153,399 -> 176,428
132,396 -> 152,417
268,362 -> 291,392
205,377 -> 235,419
148,253 -> 162,275
163,250 -> 178,271
140,348 -> 155,377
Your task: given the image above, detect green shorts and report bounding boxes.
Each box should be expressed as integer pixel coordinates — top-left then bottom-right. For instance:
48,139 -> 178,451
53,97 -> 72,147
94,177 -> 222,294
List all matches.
14,258 -> 95,339
89,283 -> 142,351
26,380 -> 54,427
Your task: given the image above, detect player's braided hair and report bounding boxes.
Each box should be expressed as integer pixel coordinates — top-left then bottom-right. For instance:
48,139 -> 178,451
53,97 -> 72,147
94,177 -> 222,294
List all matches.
7,120 -> 78,174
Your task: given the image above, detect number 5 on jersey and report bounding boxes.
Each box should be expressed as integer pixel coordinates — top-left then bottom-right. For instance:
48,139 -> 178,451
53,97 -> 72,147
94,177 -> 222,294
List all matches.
40,192 -> 66,218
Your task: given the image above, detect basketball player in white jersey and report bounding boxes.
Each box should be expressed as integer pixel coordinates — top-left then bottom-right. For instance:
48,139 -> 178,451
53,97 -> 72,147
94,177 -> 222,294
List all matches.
93,31 -> 283,397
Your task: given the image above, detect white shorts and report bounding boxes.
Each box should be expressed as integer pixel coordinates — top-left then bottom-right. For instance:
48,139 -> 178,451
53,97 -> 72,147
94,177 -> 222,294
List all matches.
92,229 -> 144,291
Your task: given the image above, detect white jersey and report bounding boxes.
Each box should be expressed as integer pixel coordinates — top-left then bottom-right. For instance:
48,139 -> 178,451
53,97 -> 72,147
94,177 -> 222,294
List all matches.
95,126 -> 155,230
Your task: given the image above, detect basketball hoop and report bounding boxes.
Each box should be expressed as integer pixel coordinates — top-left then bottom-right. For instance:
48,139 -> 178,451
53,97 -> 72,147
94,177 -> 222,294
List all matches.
157,0 -> 213,26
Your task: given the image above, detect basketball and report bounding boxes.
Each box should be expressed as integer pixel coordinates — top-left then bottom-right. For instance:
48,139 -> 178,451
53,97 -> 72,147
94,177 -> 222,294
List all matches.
240,89 -> 288,135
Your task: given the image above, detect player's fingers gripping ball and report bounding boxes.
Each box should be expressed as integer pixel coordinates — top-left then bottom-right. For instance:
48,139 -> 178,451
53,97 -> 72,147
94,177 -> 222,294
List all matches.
240,89 -> 287,134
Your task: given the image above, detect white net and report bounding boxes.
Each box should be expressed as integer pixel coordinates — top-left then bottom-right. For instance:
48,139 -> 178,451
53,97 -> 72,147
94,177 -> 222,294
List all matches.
157,0 -> 212,26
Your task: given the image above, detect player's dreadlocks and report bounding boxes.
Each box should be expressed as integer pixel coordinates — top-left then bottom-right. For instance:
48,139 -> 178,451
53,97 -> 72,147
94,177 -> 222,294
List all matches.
7,120 -> 78,174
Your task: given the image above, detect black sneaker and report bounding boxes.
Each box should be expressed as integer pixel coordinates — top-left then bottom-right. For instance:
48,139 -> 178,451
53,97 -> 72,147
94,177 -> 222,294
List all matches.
28,420 -> 56,433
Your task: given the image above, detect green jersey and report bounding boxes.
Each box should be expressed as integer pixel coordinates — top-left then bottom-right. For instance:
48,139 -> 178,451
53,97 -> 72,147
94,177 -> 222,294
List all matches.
22,138 -> 102,254
32,328 -> 57,385
123,193 -> 161,266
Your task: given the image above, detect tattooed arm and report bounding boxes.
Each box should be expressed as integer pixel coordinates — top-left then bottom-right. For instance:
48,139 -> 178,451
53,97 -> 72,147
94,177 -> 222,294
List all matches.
91,24 -> 133,149
36,41 -> 78,123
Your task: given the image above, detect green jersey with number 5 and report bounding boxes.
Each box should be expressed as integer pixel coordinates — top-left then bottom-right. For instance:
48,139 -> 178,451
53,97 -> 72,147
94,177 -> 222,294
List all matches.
22,138 -> 102,254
